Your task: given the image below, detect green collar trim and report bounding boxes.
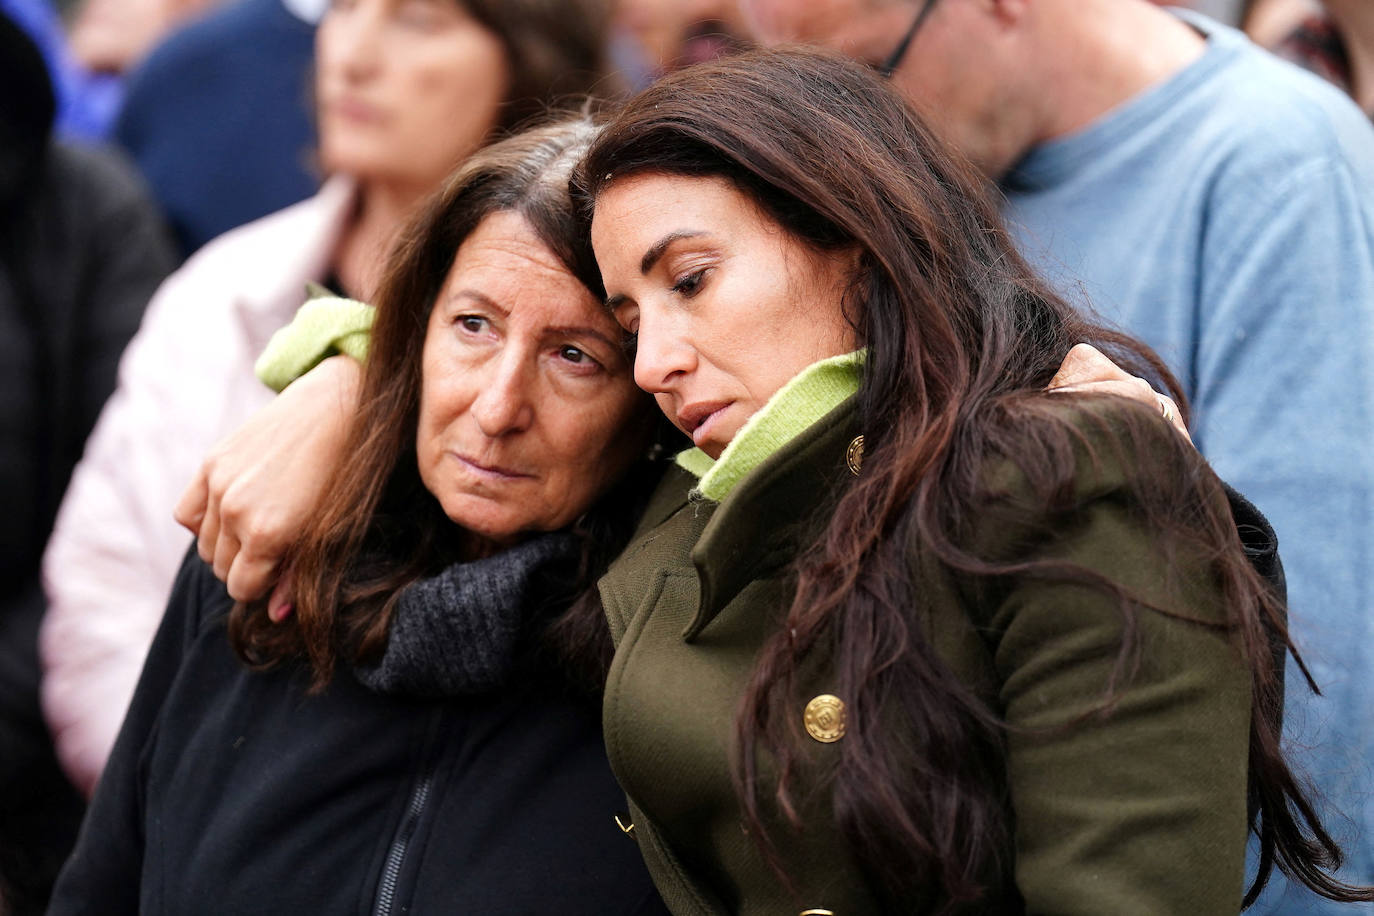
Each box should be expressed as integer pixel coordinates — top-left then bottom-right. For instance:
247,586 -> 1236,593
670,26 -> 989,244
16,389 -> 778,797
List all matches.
254,293 -> 375,393
676,350 -> 863,502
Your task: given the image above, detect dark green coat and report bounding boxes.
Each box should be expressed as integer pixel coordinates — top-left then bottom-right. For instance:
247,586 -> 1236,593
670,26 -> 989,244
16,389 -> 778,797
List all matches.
598,397 -> 1253,915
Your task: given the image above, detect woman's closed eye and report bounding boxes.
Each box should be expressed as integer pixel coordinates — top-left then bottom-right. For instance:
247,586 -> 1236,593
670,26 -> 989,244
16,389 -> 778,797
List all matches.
608,299 -> 639,336
671,268 -> 709,297
602,306 -> 638,358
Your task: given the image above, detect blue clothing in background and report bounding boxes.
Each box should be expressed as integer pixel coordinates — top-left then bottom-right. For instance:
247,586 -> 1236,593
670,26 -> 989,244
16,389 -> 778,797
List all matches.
114,0 -> 319,258
1002,12 -> 1374,908
0,0 -> 122,141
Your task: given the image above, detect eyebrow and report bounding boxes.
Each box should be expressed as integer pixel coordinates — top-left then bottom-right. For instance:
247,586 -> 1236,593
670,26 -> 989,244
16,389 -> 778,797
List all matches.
545,325 -> 622,353
640,230 -> 706,275
451,289 -> 621,353
604,230 -> 709,312
450,288 -> 510,316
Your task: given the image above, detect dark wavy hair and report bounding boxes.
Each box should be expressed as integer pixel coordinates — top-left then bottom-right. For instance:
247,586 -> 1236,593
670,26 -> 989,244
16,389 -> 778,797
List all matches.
230,117 -> 661,692
576,47 -> 1370,910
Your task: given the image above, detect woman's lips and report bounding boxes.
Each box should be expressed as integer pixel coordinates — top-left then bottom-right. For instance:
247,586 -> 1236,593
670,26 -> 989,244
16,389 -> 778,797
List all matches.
328,96 -> 384,124
678,401 -> 731,450
452,453 -> 532,481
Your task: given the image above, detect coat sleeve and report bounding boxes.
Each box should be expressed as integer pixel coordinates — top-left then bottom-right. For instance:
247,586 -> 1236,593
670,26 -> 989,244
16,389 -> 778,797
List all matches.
973,403 -> 1254,915
40,239 -> 276,795
46,549 -> 215,914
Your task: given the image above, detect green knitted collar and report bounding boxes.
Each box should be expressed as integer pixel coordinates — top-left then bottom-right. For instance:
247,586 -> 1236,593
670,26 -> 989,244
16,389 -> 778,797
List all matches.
676,350 -> 863,502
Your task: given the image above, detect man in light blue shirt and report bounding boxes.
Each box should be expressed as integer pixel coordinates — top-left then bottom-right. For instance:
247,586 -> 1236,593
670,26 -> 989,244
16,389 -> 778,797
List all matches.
744,0 -> 1374,907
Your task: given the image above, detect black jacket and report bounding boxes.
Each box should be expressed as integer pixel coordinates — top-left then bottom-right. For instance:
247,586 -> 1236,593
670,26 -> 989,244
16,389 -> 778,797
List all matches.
1,15 -> 174,913
49,553 -> 668,915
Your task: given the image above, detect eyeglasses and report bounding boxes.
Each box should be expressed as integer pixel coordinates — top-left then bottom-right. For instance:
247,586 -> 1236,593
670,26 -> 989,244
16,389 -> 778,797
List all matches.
876,0 -> 940,79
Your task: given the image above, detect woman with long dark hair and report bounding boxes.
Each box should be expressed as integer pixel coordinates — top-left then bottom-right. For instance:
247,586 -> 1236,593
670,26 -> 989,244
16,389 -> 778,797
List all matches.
48,120 -> 669,915
579,48 -> 1371,913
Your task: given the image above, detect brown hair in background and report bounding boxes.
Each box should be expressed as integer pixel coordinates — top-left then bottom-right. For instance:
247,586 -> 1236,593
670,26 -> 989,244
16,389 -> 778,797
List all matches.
462,0 -> 623,135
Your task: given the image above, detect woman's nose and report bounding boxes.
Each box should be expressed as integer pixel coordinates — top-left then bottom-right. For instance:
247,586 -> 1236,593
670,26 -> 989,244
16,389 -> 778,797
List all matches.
329,7 -> 383,80
631,311 -> 696,394
469,355 -> 535,437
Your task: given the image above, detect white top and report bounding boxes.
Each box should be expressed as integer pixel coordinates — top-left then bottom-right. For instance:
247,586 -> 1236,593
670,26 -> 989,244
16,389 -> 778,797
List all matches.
40,176 -> 356,794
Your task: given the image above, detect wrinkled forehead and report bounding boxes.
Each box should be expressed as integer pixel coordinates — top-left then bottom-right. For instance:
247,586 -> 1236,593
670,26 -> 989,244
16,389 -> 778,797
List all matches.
441,211 -> 610,325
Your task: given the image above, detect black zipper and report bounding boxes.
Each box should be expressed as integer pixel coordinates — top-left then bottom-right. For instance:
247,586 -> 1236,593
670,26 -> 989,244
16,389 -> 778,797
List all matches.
372,713 -> 442,916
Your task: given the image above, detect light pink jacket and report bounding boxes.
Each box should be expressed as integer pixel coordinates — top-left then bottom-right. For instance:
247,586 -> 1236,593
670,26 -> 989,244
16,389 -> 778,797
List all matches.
41,177 -> 356,794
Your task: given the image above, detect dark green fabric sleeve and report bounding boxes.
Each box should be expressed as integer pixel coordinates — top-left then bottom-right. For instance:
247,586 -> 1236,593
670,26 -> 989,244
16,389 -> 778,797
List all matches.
974,403 -> 1252,914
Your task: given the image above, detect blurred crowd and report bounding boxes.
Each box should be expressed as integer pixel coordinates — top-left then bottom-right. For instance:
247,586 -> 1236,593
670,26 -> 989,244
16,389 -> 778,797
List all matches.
2,0 -> 1373,913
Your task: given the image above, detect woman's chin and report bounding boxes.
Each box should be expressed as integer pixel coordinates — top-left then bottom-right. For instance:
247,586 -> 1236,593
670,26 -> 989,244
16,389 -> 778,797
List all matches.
438,495 -> 527,546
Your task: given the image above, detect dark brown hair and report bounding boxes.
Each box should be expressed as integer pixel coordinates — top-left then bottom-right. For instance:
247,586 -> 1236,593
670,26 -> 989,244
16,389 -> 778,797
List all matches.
577,47 -> 1370,909
230,117 -> 659,692
460,0 -> 620,135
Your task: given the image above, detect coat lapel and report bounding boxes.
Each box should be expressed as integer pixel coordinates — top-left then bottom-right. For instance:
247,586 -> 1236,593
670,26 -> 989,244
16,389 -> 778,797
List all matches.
684,398 -> 862,641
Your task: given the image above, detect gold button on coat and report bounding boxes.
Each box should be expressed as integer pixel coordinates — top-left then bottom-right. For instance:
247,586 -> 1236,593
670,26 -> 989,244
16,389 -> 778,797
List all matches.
845,435 -> 864,475
803,694 -> 846,743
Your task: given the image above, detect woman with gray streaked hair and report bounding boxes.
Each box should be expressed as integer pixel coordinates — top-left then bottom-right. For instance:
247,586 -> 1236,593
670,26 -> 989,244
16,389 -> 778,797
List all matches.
49,117 -> 670,916
42,0 -> 619,797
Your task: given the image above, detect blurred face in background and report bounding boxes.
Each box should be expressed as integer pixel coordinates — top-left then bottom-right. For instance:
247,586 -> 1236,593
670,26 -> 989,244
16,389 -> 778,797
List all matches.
741,0 -> 1032,177
316,0 -> 510,194
1242,0 -> 1321,47
614,0 -> 750,75
69,0 -> 213,73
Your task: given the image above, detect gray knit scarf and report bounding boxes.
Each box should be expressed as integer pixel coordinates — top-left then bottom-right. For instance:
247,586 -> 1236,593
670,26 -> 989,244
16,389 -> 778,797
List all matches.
354,531 -> 580,698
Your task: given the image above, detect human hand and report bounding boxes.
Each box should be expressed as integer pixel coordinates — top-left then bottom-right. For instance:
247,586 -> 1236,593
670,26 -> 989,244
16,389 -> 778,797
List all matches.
266,571 -> 296,623
174,355 -> 362,603
1048,343 -> 1192,445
